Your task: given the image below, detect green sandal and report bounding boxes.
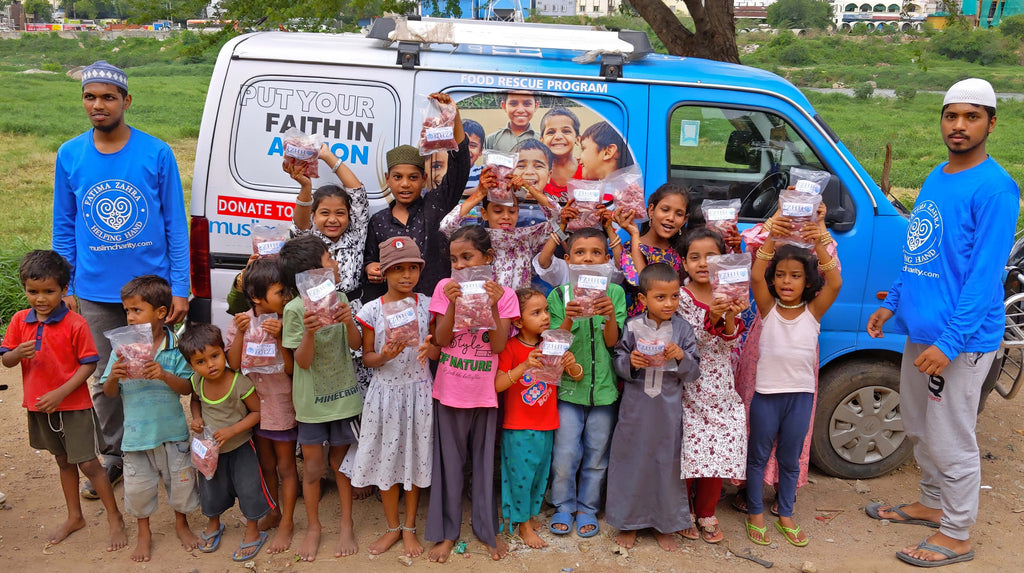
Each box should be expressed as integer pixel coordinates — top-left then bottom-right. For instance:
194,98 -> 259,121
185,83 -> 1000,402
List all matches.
745,519 -> 770,546
774,520 -> 809,547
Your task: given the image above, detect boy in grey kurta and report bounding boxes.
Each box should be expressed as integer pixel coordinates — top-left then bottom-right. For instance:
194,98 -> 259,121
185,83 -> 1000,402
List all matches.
606,264 -> 700,549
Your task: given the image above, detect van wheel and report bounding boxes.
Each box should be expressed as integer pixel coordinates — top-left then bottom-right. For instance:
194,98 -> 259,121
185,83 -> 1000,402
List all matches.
811,359 -> 913,479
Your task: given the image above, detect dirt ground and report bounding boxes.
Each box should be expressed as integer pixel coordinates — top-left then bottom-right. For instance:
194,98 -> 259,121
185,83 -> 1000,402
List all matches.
1,365 -> 1022,573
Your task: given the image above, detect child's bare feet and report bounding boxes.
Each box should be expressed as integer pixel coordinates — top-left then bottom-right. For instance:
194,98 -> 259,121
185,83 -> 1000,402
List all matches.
614,529 -> 637,549
47,515 -> 86,545
258,508 -> 281,531
175,521 -> 200,550
131,527 -> 152,562
267,523 -> 294,554
352,485 -> 376,500
488,536 -> 509,560
368,526 -> 401,555
107,514 -> 128,551
335,519 -> 358,557
518,519 -> 547,549
428,539 -> 456,562
402,526 -> 424,558
654,531 -> 678,551
297,524 -> 321,562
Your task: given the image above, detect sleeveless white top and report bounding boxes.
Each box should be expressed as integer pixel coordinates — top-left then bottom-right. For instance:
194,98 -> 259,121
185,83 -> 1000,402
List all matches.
755,305 -> 820,394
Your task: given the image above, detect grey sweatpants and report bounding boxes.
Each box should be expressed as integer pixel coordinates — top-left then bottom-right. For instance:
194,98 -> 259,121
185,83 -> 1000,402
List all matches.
78,299 -> 127,469
425,401 -> 498,545
900,341 -> 996,541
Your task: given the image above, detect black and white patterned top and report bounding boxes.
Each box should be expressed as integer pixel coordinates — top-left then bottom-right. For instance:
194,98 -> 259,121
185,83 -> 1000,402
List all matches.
289,184 -> 369,295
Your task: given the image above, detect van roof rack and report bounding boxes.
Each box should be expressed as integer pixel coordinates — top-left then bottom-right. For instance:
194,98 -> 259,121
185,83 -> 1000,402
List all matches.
366,16 -> 652,78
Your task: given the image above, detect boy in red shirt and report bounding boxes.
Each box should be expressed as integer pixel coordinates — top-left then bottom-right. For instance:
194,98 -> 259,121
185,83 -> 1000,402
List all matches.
1,250 -> 127,551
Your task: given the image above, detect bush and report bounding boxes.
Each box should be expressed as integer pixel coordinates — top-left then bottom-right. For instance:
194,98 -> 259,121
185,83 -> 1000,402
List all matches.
40,62 -> 62,72
895,86 -> 917,101
930,26 -> 1016,65
854,82 -> 874,99
1000,14 -> 1024,41
779,43 -> 812,65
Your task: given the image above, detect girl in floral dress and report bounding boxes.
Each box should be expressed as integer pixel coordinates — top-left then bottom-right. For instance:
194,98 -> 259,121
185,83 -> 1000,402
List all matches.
614,183 -> 689,316
676,228 -> 749,543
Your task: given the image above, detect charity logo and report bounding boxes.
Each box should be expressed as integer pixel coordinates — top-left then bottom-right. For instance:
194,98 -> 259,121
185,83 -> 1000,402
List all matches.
903,200 -> 942,266
83,179 -> 148,243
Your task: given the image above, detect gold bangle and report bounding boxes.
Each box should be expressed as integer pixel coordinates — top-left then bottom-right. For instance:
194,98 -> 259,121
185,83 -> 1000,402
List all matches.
818,232 -> 833,246
568,363 -> 583,379
756,246 -> 775,261
817,257 -> 838,272
506,371 -> 516,387
609,238 -> 621,249
762,219 -> 774,234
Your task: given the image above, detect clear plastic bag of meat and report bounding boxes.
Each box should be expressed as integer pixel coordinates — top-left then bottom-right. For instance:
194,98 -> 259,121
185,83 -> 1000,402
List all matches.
483,150 -> 518,206
241,312 -> 285,374
103,323 -> 155,379
789,167 -> 832,196
633,321 -> 674,373
190,426 -> 220,480
250,221 -> 289,258
296,267 -> 341,327
566,179 -> 606,231
708,253 -> 751,304
418,96 -> 459,156
282,127 -> 323,179
382,297 -> 420,348
775,167 -> 829,249
525,329 -> 574,386
451,264 -> 497,332
568,262 -> 614,320
701,198 -> 741,238
606,165 -> 646,220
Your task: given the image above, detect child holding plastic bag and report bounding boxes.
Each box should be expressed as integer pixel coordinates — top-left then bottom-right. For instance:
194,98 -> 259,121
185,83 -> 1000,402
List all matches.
607,263 -> 700,551
613,182 -> 689,317
224,259 -> 297,555
700,198 -> 744,253
426,225 -> 518,563
439,139 -> 559,289
180,323 -> 271,562
496,288 -> 582,548
744,205 -> 842,549
349,237 -> 437,558
675,228 -> 748,544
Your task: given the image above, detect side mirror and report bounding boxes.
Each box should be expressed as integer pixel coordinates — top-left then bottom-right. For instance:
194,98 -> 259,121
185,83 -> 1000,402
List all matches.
725,130 -> 761,168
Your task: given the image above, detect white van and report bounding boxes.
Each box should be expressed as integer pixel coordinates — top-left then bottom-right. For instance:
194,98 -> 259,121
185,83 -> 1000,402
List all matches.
190,17 -> 928,479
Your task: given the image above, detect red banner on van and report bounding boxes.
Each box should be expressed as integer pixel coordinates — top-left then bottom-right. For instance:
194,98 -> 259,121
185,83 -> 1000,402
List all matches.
216,195 -> 294,221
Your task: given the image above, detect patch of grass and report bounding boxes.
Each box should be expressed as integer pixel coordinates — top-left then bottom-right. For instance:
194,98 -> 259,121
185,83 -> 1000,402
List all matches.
0,242 -> 30,335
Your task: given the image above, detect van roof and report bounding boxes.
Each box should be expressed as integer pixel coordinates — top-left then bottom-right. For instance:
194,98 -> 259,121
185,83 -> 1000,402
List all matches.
228,30 -> 812,111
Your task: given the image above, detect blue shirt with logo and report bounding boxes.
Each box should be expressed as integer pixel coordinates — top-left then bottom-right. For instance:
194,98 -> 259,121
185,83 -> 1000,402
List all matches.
52,128 -> 189,302
882,157 -> 1019,360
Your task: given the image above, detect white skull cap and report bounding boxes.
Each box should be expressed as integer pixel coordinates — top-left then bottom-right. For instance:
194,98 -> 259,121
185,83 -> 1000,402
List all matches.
943,78 -> 996,109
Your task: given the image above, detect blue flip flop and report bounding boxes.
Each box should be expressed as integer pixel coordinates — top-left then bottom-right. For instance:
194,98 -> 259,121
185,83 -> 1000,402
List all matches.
575,513 -> 600,538
199,523 -> 226,553
549,512 -> 573,535
232,531 -> 268,562
895,540 -> 975,568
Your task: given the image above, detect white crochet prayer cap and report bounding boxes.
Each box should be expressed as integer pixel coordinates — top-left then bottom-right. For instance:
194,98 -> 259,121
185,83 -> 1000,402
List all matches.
943,78 -> 996,109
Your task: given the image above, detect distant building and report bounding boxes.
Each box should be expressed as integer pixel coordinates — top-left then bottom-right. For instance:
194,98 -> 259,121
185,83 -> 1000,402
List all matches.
575,0 -> 621,17
535,0 -> 575,16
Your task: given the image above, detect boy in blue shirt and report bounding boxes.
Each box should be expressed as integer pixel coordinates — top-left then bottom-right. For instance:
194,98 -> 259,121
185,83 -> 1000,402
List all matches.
101,275 -> 199,562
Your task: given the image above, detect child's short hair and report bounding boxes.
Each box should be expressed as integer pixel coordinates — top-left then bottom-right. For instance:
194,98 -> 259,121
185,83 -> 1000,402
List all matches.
450,224 -> 493,255
682,227 -> 727,257
178,323 -> 225,362
639,263 -> 680,294
19,250 -> 72,288
121,275 -> 172,311
580,121 -> 634,169
243,258 -> 283,303
278,234 -> 328,292
311,184 -> 352,212
515,287 -> 546,310
462,119 -> 485,142
511,138 -> 554,169
500,90 -> 537,104
565,226 -> 607,250
766,244 -> 824,303
540,107 -> 581,136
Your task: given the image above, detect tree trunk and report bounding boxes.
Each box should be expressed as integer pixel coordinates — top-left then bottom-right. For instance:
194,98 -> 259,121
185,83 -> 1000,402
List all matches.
628,0 -> 740,64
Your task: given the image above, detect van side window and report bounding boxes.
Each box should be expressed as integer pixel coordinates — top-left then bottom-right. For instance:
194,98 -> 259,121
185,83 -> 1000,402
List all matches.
668,105 -> 833,224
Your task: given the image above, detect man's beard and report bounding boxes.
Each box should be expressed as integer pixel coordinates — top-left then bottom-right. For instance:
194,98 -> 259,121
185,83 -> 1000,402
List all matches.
94,116 -> 122,133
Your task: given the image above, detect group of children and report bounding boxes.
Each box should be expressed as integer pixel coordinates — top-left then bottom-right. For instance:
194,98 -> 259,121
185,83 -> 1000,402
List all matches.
3,91 -> 844,564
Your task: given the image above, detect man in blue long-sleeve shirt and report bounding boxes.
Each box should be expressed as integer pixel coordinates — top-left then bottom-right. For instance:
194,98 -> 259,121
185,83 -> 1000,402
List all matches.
866,78 -> 1019,568
52,61 -> 190,499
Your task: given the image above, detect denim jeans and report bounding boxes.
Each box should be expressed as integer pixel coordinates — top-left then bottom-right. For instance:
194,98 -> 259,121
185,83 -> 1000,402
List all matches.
550,401 -> 616,516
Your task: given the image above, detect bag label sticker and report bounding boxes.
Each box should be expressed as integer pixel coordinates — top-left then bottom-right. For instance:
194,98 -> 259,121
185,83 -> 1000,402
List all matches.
542,341 -> 570,356
486,153 -> 516,169
573,187 -> 602,203
386,307 -> 417,328
192,437 -> 208,458
782,202 -> 815,217
284,143 -> 316,160
307,279 -> 335,301
637,340 -> 665,356
794,180 -> 821,193
718,268 -> 750,284
245,342 -> 277,357
706,207 -> 736,221
577,274 -> 608,290
460,280 -> 486,295
256,240 -> 285,256
425,126 -> 454,142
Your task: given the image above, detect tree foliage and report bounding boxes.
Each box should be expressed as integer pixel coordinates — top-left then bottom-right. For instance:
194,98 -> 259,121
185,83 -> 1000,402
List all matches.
121,0 -> 208,23
1000,14 -> 1024,41
766,0 -> 832,30
23,0 -> 54,22
626,0 -> 739,63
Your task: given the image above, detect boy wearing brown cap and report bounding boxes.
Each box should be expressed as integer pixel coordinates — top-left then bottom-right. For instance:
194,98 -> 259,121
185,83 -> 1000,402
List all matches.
363,93 -> 470,301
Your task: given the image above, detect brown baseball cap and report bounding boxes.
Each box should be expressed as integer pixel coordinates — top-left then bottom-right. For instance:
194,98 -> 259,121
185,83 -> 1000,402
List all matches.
379,236 -> 425,273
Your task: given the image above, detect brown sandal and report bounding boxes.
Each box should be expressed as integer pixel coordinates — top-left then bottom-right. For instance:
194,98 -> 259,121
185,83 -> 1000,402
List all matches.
698,516 -> 723,544
678,514 -> 700,540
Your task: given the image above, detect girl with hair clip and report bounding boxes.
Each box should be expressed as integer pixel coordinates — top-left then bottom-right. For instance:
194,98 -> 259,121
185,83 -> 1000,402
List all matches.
744,206 -> 841,549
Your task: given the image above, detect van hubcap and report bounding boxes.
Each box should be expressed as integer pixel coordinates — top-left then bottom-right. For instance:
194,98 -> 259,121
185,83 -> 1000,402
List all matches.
828,386 -> 905,465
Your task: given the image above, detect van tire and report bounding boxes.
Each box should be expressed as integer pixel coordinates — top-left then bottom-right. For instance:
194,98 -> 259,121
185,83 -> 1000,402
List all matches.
811,359 -> 913,479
